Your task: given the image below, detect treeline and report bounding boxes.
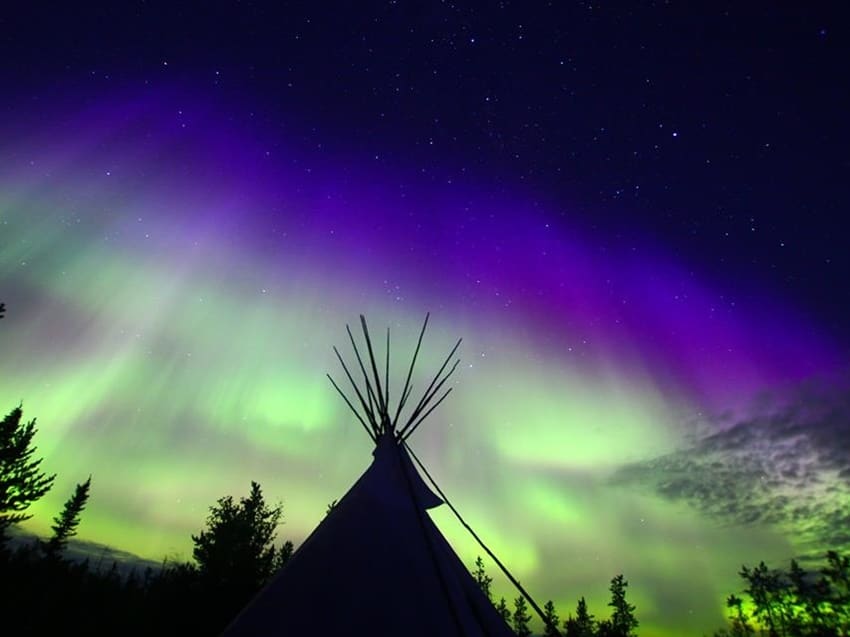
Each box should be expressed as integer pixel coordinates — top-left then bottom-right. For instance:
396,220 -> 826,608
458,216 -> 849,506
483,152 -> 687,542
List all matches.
473,555 -> 639,637
470,550 -> 850,637
0,404 -> 295,635
711,552 -> 850,637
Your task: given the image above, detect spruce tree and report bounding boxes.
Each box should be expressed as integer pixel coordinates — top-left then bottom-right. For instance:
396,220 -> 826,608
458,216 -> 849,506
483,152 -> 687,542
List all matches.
740,562 -> 781,635
0,405 -> 55,542
473,555 -> 493,601
325,499 -> 338,516
565,596 -> 595,637
543,599 -> 560,637
512,595 -> 532,637
43,475 -> 91,559
192,481 -> 283,593
495,597 -> 511,624
725,594 -> 754,636
275,539 -> 294,570
191,481 -> 288,632
823,550 -> 850,632
608,574 -> 638,637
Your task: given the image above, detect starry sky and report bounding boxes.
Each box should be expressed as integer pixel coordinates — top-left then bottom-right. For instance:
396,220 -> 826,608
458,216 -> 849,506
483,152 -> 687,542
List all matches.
1,3 -> 848,635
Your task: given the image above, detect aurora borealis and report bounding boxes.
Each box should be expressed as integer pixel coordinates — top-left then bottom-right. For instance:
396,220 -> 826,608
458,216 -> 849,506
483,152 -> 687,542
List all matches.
2,4 -> 849,636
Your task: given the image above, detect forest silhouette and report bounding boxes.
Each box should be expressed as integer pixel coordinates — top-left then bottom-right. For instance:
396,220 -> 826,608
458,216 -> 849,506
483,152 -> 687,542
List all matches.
1,301 -> 849,636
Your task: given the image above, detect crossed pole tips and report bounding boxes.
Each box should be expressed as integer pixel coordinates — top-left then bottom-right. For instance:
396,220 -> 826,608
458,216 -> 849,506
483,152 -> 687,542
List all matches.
326,313 -> 462,443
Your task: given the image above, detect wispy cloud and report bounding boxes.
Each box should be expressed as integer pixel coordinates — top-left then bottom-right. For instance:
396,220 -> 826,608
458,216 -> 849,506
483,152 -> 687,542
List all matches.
613,376 -> 850,559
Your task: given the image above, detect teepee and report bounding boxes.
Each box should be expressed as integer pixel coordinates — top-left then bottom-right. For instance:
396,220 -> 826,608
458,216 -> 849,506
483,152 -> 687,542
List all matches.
223,314 -> 516,636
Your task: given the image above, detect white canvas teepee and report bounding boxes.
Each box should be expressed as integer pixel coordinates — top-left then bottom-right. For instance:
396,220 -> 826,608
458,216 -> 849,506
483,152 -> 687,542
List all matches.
223,315 -> 515,636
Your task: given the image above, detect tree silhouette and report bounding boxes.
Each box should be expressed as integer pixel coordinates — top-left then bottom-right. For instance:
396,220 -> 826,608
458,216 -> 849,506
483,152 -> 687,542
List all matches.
0,302 -> 5,318
787,558 -> 834,635
740,561 -> 784,636
512,595 -> 532,637
564,596 -> 595,637
473,555 -> 493,601
495,597 -> 511,624
596,619 -> 614,637
608,574 -> 638,637
42,476 -> 91,559
274,539 -> 294,571
724,594 -> 755,636
823,550 -> 850,632
713,551 -> 850,636
190,481 -> 286,631
192,481 -> 283,594
543,599 -> 560,637
0,405 -> 55,543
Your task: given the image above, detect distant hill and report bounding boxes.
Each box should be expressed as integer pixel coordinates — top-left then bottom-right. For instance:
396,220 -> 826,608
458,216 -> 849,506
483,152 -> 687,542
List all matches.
7,528 -> 164,578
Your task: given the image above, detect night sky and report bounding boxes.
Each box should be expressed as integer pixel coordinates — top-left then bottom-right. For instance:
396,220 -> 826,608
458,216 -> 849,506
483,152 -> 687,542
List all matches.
1,3 -> 848,635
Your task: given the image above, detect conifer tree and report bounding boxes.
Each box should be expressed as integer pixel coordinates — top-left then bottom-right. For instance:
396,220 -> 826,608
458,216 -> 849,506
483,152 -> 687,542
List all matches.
512,595 -> 532,637
787,559 -> 826,635
43,475 -> 91,559
325,499 -> 338,516
191,482 -> 287,632
543,599 -> 560,637
596,619 -> 614,637
495,597 -> 511,624
473,555 -> 493,601
823,550 -> 850,631
0,405 -> 55,542
192,481 -> 283,593
725,594 -> 754,636
608,574 -> 638,637
740,561 -> 782,635
565,596 -> 595,637
275,539 -> 294,570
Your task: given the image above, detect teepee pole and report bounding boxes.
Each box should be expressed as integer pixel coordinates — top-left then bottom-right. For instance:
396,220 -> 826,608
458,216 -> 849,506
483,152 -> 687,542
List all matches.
330,313 -> 462,444
384,327 -> 391,430
392,313 -> 429,428
400,387 -> 454,441
398,338 -> 462,438
326,374 -> 377,442
346,325 -> 380,429
418,358 -> 460,413
397,384 -> 414,416
404,441 -> 564,637
398,360 -> 459,440
359,315 -> 389,429
332,346 -> 379,436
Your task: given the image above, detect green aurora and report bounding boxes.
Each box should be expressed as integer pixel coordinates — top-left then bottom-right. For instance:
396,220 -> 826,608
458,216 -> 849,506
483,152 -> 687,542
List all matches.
2,97 -> 848,636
